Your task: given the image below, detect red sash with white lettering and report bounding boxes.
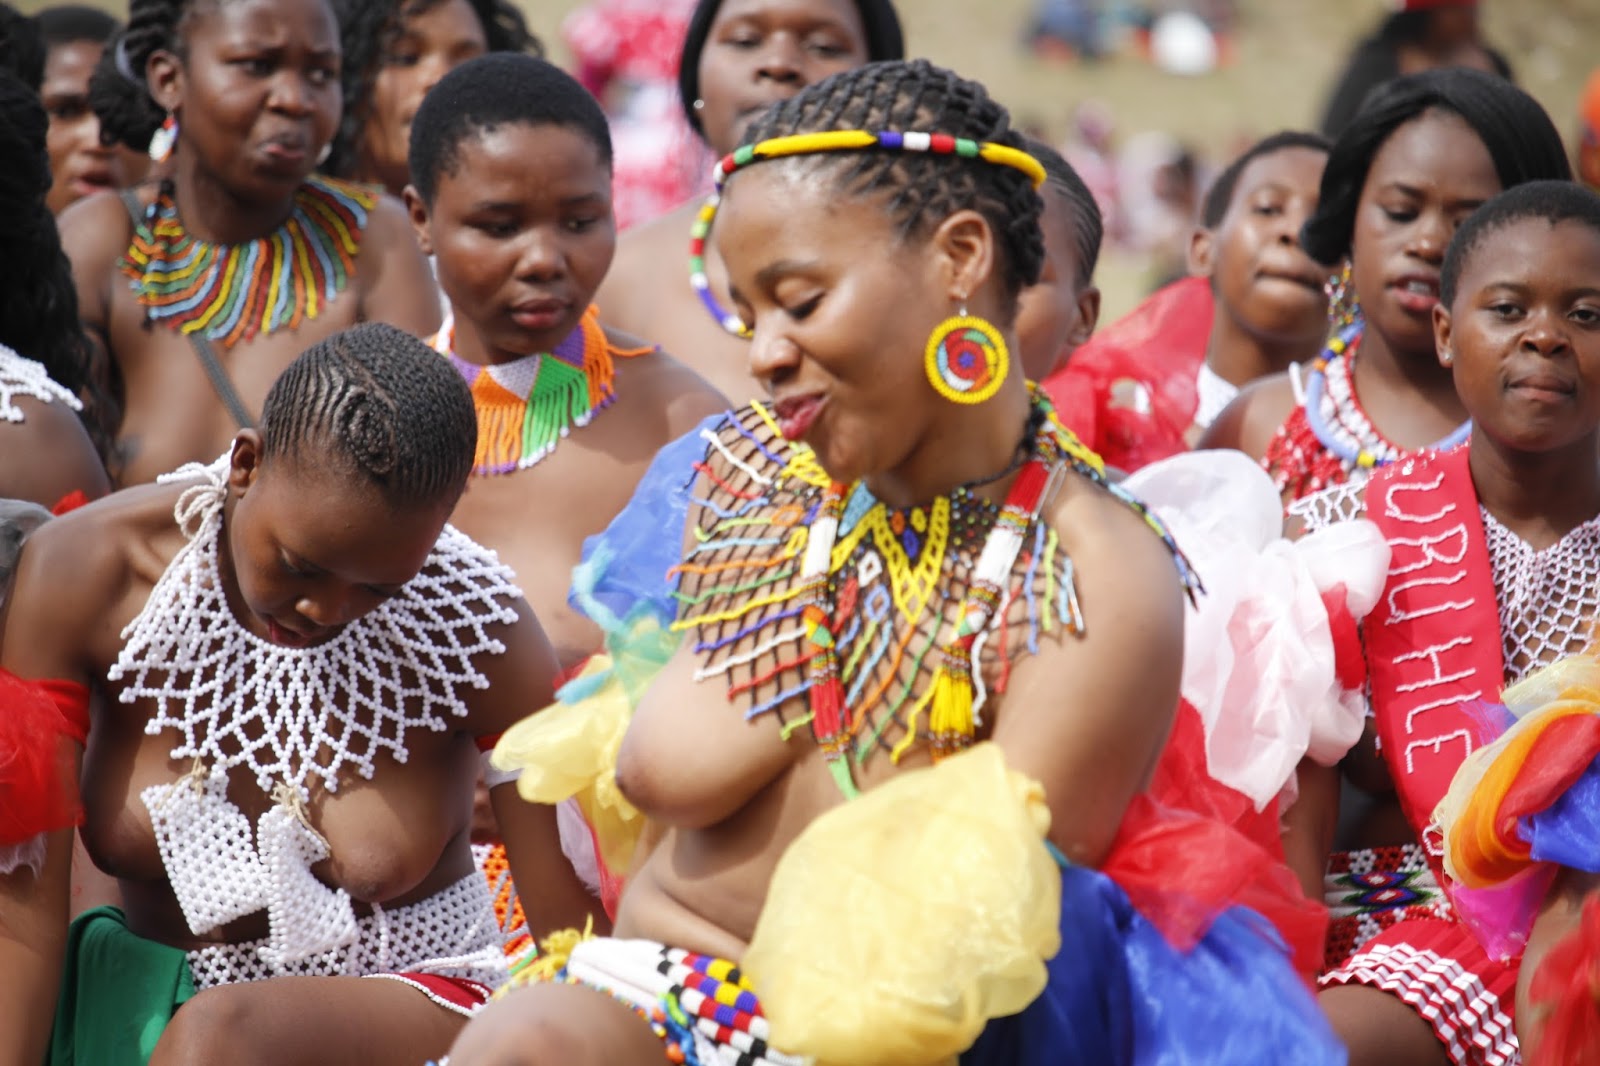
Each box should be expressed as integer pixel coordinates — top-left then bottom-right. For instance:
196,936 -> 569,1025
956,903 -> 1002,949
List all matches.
1365,445 -> 1504,863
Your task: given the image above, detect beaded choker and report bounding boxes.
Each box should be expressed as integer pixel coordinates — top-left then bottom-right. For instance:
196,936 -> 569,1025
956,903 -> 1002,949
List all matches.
1305,318 -> 1471,470
673,392 -> 1197,798
119,175 -> 379,349
431,305 -> 652,476
689,130 -> 1047,337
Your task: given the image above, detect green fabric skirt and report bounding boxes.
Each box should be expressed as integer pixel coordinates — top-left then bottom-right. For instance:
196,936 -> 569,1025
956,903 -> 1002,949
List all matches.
47,906 -> 196,1065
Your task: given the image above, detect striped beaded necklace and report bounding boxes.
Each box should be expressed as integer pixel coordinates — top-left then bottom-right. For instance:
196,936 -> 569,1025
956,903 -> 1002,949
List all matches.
430,304 -> 652,476
119,175 -> 379,349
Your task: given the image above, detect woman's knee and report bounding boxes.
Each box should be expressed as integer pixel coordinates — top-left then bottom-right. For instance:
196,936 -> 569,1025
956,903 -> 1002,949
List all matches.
150,984 -> 274,1066
449,984 -> 658,1066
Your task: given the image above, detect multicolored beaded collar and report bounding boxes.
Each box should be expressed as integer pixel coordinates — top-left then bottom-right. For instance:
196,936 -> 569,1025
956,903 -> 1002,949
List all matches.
1305,317 -> 1470,470
119,175 -> 379,349
688,130 -> 1047,338
430,305 -> 653,476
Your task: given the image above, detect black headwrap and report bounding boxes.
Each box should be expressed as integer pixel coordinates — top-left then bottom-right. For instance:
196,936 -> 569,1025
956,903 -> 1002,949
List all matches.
676,0 -> 905,138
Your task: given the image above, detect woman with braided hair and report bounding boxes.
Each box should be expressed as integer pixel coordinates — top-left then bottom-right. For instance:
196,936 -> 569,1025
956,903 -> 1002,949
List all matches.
322,0 -> 540,197
446,59 -> 1341,1066
0,322 -> 564,1065
62,0 -> 440,486
0,66 -> 111,509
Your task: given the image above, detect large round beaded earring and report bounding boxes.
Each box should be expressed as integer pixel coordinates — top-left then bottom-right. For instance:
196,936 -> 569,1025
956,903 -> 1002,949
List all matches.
924,305 -> 1008,405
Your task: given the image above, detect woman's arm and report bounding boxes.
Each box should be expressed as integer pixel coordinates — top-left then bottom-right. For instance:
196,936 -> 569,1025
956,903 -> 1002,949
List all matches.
357,195 -> 442,338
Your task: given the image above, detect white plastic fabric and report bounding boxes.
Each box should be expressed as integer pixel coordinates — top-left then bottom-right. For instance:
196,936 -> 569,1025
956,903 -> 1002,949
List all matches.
1124,450 -> 1390,811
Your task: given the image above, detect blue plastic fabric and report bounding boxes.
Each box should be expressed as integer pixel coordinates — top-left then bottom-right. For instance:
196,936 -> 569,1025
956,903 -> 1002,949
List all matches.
567,413 -> 725,634
963,866 -> 1346,1066
1526,755 -> 1600,875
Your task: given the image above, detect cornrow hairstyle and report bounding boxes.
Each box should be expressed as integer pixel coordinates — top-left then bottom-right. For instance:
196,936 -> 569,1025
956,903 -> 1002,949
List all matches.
1301,67 -> 1571,266
35,5 -> 122,49
324,0 -> 542,181
0,67 -> 115,463
86,0 -> 195,153
259,322 -> 477,509
0,3 -> 44,91
736,59 -> 1044,313
1025,136 -> 1103,279
408,52 -> 610,205
1441,180 -> 1600,307
677,0 -> 905,139
1200,130 -> 1331,229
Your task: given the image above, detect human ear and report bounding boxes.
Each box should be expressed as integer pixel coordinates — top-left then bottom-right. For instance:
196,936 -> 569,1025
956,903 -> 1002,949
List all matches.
146,48 -> 184,116
1069,285 -> 1102,347
228,430 -> 265,494
1432,302 -> 1455,370
1187,225 -> 1215,277
930,209 -> 995,305
402,185 -> 434,257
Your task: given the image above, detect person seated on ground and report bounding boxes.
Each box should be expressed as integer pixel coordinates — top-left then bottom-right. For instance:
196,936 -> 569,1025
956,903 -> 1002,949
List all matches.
1202,68 -> 1571,510
1289,179 -> 1600,1066
1013,138 -> 1101,385
324,0 -> 539,199
1318,0 -> 1510,139
35,5 -> 144,216
402,52 -> 726,945
443,58 -> 1343,1066
594,0 -> 904,404
66,0 -> 440,486
1045,130 -> 1330,474
0,67 -> 111,510
0,324 -> 563,1066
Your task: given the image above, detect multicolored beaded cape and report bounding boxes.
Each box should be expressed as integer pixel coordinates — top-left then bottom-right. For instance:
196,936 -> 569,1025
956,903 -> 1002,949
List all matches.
672,392 -> 1199,797
119,175 -> 379,349
431,305 -> 653,477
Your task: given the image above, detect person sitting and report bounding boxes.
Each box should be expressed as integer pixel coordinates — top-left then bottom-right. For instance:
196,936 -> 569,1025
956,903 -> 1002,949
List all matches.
0,324 -> 563,1065
66,0 -> 440,486
443,58 -> 1342,1066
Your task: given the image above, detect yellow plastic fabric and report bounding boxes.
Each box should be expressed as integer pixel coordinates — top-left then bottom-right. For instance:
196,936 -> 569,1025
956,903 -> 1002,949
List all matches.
742,743 -> 1062,1066
490,652 -> 645,879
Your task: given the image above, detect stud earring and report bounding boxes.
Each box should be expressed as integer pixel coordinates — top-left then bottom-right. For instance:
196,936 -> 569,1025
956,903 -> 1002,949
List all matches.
924,303 -> 1009,405
692,98 -> 706,111
316,142 -> 332,167
148,113 -> 178,163
1440,349 -> 1454,367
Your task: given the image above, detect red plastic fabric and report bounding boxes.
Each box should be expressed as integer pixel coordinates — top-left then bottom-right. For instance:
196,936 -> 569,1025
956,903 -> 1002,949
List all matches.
1320,584 -> 1367,692
1528,894 -> 1600,1066
1042,276 -> 1213,473
1110,699 -> 1327,982
0,668 -> 90,846
50,490 -> 89,516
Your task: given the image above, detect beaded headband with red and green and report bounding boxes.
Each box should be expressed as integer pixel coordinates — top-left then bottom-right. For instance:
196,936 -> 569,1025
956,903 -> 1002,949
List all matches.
687,130 -> 1048,338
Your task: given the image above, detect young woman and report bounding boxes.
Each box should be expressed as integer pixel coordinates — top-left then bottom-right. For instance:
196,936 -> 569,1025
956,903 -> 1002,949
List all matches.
594,0 -> 904,404
324,0 -> 539,198
35,4 -> 141,216
1013,138 -> 1102,385
1202,68 -> 1572,510
0,324 -> 563,1066
445,60 -> 1340,1066
0,67 -> 110,509
68,0 -> 440,486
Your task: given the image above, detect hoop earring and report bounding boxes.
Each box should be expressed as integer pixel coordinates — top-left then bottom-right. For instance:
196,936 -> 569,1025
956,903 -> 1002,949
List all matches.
149,113 -> 178,163
924,306 -> 1008,405
1324,260 -> 1359,331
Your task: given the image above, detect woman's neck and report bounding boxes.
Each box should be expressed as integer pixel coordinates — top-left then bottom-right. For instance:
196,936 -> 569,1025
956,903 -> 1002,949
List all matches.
863,380 -> 1035,512
1470,433 -> 1600,549
1204,309 -> 1320,386
1349,320 -> 1467,434
170,160 -> 297,245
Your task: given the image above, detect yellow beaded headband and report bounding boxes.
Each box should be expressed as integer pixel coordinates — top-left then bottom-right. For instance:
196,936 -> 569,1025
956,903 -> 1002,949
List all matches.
689,130 -> 1048,337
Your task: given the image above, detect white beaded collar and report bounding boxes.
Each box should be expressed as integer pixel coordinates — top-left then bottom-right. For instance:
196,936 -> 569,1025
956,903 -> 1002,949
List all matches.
0,343 -> 81,422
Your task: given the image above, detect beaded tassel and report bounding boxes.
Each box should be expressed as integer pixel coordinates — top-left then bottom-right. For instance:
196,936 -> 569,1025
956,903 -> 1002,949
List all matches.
800,484 -> 858,798
119,175 -> 378,348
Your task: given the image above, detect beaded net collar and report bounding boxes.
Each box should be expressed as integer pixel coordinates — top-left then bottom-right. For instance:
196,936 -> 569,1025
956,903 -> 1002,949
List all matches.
0,343 -> 81,422
109,455 -> 521,958
119,175 -> 379,349
672,393 -> 1197,796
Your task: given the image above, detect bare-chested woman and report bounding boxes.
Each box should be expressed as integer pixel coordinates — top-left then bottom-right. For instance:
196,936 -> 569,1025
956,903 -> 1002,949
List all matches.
64,0 -> 439,485
0,324 -> 562,1066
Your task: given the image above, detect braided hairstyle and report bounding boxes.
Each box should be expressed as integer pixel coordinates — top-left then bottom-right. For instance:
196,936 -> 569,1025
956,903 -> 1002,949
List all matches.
85,0 -> 194,153
1026,137 -> 1103,279
1301,67 -> 1570,267
0,68 -> 114,462
324,0 -> 541,181
259,323 -> 477,510
737,60 -> 1044,312
0,3 -> 44,91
